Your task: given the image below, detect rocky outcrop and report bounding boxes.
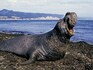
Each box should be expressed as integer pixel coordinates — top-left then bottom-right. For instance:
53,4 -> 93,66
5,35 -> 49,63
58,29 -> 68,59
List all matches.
0,32 -> 93,70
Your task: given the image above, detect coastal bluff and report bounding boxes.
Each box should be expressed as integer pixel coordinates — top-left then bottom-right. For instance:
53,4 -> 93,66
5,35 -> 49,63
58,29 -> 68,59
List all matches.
0,33 -> 93,70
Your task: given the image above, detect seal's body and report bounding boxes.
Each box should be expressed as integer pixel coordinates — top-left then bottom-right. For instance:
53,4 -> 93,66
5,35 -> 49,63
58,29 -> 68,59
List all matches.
0,12 -> 77,64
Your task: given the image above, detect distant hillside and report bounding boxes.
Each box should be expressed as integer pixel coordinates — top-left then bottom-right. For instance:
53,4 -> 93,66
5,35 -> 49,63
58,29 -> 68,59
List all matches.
0,9 -> 63,20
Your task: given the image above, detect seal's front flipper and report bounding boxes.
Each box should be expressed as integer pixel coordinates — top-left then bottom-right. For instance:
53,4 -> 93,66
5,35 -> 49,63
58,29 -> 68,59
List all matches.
45,50 -> 65,61
20,59 -> 35,65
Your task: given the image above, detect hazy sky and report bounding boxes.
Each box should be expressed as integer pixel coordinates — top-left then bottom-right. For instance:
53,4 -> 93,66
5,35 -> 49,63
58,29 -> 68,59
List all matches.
0,0 -> 93,17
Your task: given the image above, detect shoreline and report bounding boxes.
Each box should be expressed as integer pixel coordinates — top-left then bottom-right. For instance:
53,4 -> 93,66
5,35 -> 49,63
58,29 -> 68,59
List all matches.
0,30 -> 33,35
0,30 -> 93,45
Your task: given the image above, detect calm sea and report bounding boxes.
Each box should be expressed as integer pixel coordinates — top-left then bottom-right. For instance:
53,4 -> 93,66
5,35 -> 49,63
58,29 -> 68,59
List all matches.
0,20 -> 93,44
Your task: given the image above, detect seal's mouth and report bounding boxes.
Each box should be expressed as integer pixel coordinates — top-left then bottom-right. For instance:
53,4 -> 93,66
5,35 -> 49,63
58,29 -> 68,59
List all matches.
66,23 -> 75,36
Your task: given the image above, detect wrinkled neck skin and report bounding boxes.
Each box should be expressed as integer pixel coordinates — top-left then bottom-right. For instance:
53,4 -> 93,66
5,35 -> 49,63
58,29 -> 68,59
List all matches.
43,24 -> 70,44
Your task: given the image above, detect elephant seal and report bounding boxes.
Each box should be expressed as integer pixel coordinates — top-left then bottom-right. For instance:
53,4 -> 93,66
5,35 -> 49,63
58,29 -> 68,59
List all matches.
0,12 -> 77,64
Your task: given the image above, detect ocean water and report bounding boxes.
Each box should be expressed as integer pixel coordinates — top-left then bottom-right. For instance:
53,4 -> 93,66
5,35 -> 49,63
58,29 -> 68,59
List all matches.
0,20 -> 93,44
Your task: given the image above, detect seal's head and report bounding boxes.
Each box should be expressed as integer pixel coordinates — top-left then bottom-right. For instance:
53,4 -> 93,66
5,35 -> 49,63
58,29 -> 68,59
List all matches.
64,12 -> 77,36
55,12 -> 77,39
